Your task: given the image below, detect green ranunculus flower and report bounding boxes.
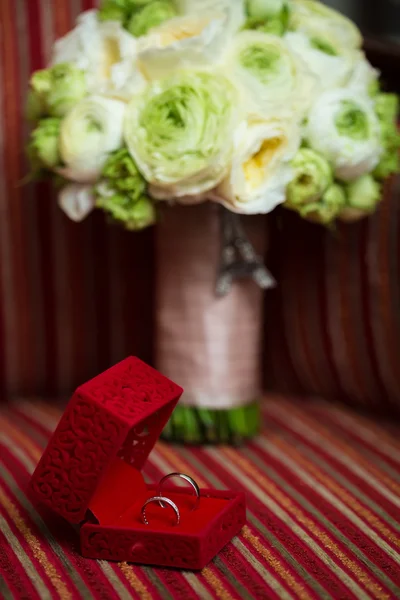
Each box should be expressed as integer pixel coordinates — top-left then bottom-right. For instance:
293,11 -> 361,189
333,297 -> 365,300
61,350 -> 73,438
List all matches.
101,148 -> 147,199
28,118 -> 61,170
373,92 -> 400,180
124,70 -> 239,198
28,63 -> 87,119
339,174 -> 381,222
126,0 -> 177,37
96,187 -> 156,230
286,148 -> 333,208
300,183 -> 346,224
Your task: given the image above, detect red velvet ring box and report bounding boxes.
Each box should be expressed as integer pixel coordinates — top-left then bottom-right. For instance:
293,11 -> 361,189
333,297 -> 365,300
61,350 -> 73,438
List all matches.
29,357 -> 246,570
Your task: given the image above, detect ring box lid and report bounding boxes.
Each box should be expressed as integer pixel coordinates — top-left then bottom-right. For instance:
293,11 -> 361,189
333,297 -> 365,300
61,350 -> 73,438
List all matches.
29,357 -> 183,524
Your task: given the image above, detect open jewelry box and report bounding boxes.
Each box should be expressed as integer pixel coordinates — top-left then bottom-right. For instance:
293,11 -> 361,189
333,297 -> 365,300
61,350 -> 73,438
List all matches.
29,357 -> 246,570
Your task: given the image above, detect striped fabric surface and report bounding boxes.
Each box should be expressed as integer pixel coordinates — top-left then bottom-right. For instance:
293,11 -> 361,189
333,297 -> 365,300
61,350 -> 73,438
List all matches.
1,397 -> 400,599
264,176 -> 400,414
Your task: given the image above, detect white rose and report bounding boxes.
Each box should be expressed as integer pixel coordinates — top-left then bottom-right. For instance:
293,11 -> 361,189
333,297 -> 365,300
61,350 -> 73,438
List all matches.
225,31 -> 316,120
284,31 -> 356,91
306,89 -> 383,181
215,117 -> 301,214
51,10 -> 146,100
59,96 -> 125,183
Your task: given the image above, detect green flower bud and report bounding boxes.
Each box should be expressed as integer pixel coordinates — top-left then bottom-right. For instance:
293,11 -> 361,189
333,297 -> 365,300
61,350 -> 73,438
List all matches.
95,148 -> 155,230
96,189 -> 156,230
26,90 -> 46,122
286,148 -> 333,207
372,93 -> 400,180
28,63 -> 87,119
28,118 -> 61,170
300,183 -> 346,224
374,144 -> 400,180
125,196 -> 157,230
101,148 -> 147,199
339,174 -> 381,222
126,0 -> 177,37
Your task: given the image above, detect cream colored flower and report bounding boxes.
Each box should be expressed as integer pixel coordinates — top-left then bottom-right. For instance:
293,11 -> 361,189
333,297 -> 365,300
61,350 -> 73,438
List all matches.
136,13 -> 228,79
51,10 -> 146,100
215,117 -> 301,214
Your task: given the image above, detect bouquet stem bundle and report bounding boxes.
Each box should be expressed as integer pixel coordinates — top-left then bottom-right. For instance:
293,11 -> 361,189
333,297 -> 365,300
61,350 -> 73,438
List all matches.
155,204 -> 266,444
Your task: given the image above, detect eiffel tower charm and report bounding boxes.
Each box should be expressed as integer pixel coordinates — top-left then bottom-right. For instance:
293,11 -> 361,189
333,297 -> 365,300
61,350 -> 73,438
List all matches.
216,206 -> 276,297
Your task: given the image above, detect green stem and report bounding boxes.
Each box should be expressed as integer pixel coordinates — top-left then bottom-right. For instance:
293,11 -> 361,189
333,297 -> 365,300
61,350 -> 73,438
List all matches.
162,402 -> 260,445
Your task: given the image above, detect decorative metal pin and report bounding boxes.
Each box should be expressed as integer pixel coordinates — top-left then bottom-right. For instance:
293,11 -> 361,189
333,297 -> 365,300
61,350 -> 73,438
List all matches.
216,206 -> 276,297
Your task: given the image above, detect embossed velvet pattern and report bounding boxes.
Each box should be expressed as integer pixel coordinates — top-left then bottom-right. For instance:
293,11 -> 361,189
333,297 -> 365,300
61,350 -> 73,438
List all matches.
30,357 -> 183,523
29,357 -> 246,569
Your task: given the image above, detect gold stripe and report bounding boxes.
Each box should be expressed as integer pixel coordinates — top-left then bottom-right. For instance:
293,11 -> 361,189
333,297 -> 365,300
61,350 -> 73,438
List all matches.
219,447 -> 370,599
269,403 -> 400,502
275,438 -> 400,551
232,537 -> 294,600
0,486 -> 72,600
241,527 -> 310,600
156,443 -> 310,599
0,511 -> 49,598
201,567 -> 235,600
252,439 -> 399,597
0,416 -> 42,461
118,563 -> 152,600
0,413 -> 151,598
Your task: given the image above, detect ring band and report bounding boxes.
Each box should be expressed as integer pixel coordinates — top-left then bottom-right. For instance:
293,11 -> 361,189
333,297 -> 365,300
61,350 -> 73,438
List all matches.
141,496 -> 180,526
157,473 -> 200,511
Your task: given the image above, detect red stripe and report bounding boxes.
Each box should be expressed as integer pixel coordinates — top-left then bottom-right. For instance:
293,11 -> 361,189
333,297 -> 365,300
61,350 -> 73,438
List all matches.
26,1 -> 57,394
195,447 -> 358,599
0,446 -> 130,600
0,0 -> 33,393
247,440 -> 400,578
262,403 -> 400,523
91,214 -> 112,374
0,526 -> 40,600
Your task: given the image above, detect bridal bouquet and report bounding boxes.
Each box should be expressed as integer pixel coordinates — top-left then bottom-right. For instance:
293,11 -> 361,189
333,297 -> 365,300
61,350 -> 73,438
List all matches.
27,0 -> 400,227
26,0 -> 400,444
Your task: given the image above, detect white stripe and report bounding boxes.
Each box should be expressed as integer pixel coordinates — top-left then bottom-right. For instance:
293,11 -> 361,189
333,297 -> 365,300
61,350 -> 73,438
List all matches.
267,403 -> 400,509
0,513 -> 51,599
150,449 -> 293,599
206,448 -> 371,600
257,438 -> 400,565
323,406 -> 400,465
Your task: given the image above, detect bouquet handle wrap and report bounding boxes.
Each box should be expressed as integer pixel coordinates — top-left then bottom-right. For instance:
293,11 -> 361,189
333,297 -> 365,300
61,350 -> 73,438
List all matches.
155,203 -> 267,443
